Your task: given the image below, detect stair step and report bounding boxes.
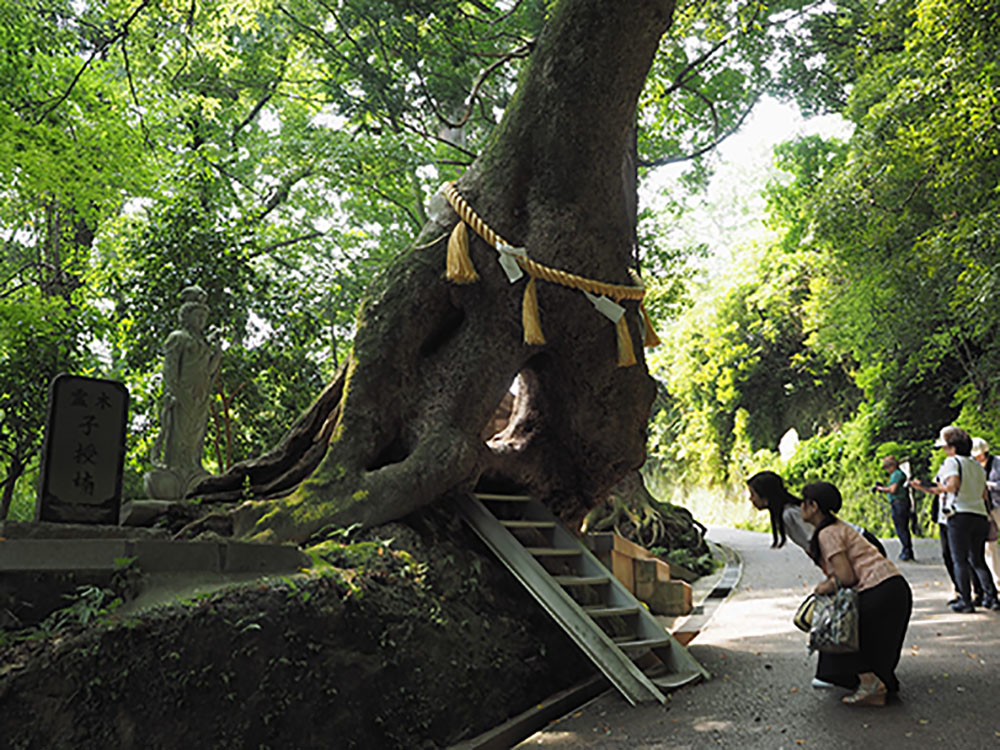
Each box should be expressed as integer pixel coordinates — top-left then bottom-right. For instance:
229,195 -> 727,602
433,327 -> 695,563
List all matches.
583,605 -> 640,618
615,636 -> 673,651
650,670 -> 704,690
499,520 -> 557,530
458,493 -> 708,705
553,575 -> 610,586
473,493 -> 533,502
526,547 -> 581,557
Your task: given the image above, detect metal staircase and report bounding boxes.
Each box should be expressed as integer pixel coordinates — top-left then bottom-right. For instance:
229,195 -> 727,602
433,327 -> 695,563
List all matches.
458,492 -> 709,705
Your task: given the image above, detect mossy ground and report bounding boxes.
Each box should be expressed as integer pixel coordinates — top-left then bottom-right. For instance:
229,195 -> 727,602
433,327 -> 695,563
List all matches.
0,505 -> 594,749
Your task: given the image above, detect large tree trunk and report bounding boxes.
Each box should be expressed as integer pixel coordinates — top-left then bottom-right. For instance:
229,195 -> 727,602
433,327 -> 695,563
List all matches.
193,0 -> 675,543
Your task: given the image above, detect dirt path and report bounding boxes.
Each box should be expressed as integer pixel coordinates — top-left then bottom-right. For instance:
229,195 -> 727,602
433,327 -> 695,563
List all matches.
517,528 -> 1000,749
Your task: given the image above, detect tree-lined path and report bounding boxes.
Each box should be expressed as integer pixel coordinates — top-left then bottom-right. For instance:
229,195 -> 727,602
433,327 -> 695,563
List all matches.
518,529 -> 1000,748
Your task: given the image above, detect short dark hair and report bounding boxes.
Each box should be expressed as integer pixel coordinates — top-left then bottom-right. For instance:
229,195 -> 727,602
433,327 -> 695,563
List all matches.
943,426 -> 973,456
802,481 -> 842,514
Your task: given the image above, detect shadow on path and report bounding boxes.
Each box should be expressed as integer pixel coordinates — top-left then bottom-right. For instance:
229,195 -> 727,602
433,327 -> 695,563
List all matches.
516,528 -> 1000,749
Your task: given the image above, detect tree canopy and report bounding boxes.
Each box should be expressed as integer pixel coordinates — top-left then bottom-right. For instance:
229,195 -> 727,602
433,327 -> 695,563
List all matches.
2,0 -> 997,532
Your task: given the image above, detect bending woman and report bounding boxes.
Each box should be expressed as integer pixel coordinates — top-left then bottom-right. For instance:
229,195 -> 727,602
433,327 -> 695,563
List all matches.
802,481 -> 912,706
747,471 -> 886,557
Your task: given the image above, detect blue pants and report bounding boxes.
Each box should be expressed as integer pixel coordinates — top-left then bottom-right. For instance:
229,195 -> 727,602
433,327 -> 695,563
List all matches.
890,500 -> 913,556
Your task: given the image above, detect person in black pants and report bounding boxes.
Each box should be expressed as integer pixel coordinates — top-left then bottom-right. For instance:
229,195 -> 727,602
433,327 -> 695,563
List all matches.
912,483 -> 986,605
874,456 -> 914,560
911,425 -> 998,612
802,482 -> 912,706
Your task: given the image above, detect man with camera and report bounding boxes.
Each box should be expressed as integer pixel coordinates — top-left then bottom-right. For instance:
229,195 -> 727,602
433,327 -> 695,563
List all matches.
873,455 -> 915,561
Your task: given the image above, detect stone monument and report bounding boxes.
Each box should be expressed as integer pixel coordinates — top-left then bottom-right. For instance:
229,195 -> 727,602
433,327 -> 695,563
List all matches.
36,374 -> 129,523
143,285 -> 222,500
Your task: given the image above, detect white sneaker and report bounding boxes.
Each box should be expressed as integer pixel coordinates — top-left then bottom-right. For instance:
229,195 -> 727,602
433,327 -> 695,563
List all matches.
811,678 -> 835,689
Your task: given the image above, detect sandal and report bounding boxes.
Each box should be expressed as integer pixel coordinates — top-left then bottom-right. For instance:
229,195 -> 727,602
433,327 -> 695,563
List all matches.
842,678 -> 887,707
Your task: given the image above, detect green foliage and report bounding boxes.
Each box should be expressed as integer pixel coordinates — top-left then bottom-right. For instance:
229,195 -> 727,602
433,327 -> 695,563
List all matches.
2,0 -> 994,544
0,292 -> 100,513
648,0 -> 1000,537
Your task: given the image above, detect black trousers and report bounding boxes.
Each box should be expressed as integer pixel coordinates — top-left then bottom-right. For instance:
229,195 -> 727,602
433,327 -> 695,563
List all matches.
940,521 -> 984,599
816,575 -> 912,693
948,512 -> 998,605
891,500 -> 913,555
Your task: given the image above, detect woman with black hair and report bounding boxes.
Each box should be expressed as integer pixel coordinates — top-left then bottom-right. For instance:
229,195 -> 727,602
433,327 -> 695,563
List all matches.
747,471 -> 886,557
802,481 -> 912,706
747,471 -> 813,550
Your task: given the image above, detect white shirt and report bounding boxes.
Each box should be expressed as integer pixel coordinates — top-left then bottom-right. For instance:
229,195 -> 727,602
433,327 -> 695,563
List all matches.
939,455 -> 988,517
781,504 -> 874,554
781,504 -> 815,552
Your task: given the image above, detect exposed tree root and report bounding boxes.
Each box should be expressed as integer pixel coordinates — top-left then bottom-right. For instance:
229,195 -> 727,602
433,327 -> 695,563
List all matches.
581,471 -> 713,574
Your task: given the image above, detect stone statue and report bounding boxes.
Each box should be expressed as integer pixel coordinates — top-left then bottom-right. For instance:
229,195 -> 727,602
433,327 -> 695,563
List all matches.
143,286 -> 222,500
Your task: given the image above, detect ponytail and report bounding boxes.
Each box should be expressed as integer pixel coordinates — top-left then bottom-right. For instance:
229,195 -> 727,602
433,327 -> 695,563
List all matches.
802,481 -> 842,566
808,514 -> 836,566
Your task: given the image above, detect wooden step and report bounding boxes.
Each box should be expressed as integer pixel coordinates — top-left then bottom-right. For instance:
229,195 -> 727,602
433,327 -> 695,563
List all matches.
583,605 -> 640,618
614,636 -> 673,651
526,547 -> 581,557
473,492 -> 533,502
500,520 -> 557,530
553,575 -> 610,586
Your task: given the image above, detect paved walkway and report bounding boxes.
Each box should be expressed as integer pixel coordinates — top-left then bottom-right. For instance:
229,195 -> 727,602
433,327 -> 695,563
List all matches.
517,528 -> 1000,749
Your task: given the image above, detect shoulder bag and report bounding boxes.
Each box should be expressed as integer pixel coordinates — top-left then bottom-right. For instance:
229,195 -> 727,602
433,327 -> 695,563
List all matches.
808,578 -> 860,654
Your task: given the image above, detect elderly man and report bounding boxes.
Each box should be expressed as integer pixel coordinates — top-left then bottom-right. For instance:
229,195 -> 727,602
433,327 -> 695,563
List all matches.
972,437 -> 1000,589
875,455 -> 914,561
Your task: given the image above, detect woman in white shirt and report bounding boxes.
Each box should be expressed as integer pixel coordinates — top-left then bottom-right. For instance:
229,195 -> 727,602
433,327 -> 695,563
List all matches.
913,425 -> 998,613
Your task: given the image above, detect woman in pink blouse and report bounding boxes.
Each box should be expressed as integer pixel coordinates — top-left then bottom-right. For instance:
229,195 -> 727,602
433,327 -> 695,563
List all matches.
801,481 -> 913,706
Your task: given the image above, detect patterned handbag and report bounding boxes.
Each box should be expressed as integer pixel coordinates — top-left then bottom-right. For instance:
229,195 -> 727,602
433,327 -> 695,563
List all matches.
793,594 -> 817,633
808,583 -> 860,654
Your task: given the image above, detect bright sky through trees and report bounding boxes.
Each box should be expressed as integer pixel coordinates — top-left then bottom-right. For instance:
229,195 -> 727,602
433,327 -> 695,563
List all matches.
644,95 -> 852,278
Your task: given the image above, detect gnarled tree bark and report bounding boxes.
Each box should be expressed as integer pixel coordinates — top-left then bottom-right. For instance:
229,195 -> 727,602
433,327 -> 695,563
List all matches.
192,0 -> 676,543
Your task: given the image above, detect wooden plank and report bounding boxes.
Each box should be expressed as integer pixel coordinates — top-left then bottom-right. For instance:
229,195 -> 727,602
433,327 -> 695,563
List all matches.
446,675 -> 608,750
609,549 -> 635,593
554,575 -> 609,586
584,605 -> 640,618
525,547 -> 580,557
473,493 -> 533,501
615,636 -> 674,650
500,520 -> 557,529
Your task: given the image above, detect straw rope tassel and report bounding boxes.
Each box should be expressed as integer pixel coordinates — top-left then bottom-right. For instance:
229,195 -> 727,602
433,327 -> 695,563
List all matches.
446,221 -> 479,283
615,311 -> 637,367
521,276 -> 546,345
640,302 -> 661,347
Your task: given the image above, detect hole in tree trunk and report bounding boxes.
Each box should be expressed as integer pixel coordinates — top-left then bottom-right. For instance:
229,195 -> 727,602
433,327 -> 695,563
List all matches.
366,433 -> 410,471
483,366 -> 543,450
482,372 -> 525,442
419,304 -> 465,358
481,387 -> 515,441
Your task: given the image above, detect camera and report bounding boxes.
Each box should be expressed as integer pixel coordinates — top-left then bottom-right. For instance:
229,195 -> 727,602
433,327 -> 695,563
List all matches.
870,483 -> 880,493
